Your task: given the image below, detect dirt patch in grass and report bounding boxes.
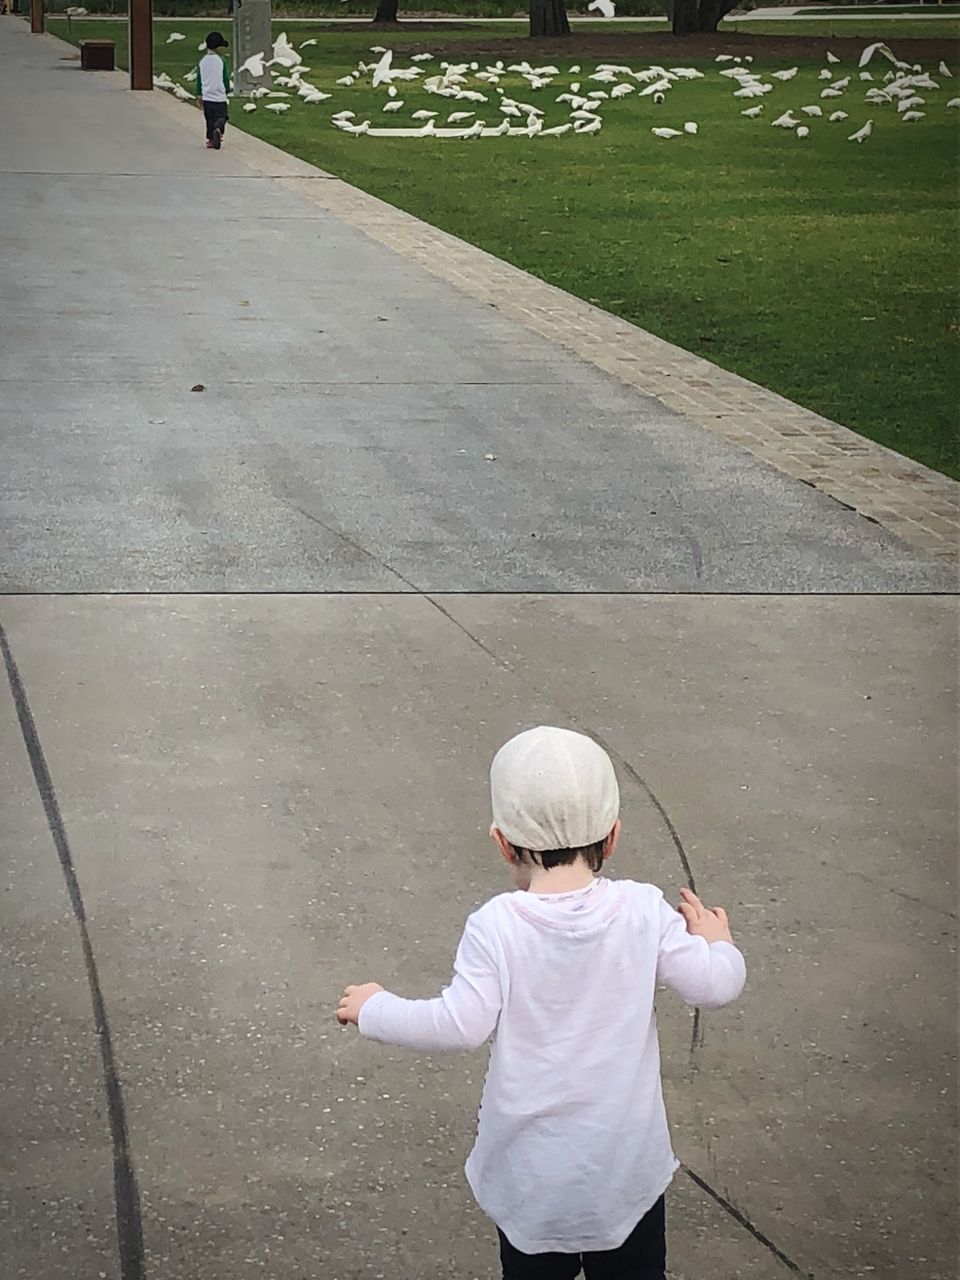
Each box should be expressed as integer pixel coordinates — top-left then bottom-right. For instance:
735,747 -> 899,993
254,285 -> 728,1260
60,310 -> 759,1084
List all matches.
364,26 -> 960,59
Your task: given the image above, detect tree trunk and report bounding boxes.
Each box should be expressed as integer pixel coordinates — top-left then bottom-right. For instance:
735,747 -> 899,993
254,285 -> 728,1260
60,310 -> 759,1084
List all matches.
671,0 -> 699,35
372,0 -> 399,23
697,0 -> 736,31
529,0 -> 570,38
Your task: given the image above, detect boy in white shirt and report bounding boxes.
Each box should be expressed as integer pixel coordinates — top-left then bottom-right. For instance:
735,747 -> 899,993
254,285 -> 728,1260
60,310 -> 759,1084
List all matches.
338,725 -> 746,1279
195,31 -> 231,151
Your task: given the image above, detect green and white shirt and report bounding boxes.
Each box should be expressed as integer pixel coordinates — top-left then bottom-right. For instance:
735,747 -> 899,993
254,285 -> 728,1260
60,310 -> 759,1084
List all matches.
196,52 -> 231,103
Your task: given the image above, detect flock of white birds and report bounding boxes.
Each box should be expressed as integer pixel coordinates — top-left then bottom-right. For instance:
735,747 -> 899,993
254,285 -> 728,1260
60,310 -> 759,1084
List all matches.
154,30 -> 959,144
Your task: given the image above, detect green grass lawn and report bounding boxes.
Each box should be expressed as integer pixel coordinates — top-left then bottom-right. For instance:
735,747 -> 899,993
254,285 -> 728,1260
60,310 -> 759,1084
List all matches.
52,17 -> 959,476
811,5 -> 960,14
729,18 -> 960,37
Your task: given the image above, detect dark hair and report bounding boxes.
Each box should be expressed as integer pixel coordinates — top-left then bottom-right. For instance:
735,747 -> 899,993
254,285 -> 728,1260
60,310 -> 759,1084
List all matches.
509,839 -> 606,874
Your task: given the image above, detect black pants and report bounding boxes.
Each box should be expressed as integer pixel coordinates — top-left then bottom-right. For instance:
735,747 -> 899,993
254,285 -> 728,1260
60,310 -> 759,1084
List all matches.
498,1196 -> 666,1280
202,100 -> 229,141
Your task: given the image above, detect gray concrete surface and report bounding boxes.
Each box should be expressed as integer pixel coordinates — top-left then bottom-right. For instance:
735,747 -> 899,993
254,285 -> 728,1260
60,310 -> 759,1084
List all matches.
1,16 -> 958,1280
0,19 -> 954,594
1,595 -> 956,1280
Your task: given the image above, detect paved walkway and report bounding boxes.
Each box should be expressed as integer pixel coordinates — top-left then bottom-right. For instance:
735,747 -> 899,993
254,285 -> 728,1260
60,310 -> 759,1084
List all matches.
1,18 -> 957,1280
2,21 -> 958,589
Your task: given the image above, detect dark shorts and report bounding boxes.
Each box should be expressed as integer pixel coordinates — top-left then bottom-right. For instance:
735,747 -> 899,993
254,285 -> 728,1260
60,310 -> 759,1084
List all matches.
498,1195 -> 666,1280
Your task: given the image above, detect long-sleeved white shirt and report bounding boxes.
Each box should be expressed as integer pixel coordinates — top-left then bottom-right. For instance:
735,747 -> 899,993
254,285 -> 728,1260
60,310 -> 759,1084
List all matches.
359,876 -> 746,1254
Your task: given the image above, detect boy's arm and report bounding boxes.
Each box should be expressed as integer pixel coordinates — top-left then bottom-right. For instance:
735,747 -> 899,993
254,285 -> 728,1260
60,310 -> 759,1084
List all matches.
340,916 -> 502,1053
656,890 -> 745,1009
195,63 -> 202,98
223,57 -> 231,94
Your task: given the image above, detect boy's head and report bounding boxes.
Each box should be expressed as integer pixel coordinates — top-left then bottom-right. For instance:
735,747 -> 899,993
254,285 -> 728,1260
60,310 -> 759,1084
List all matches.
490,726 -> 620,884
205,31 -> 228,51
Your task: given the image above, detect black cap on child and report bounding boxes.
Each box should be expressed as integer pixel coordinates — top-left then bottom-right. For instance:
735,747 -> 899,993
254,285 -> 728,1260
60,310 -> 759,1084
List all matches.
205,31 -> 228,49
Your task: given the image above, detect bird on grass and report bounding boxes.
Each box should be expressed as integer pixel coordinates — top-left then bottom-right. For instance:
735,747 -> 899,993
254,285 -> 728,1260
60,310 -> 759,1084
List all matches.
651,127 -> 683,138
264,102 -> 291,114
741,105 -> 763,117
239,52 -> 266,78
242,102 -> 257,113
848,120 -> 873,142
800,105 -> 823,117
684,121 -> 698,134
771,67 -> 798,81
771,110 -> 800,128
828,111 -> 848,122
166,31 -> 185,43
859,42 -> 895,68
796,126 -> 810,138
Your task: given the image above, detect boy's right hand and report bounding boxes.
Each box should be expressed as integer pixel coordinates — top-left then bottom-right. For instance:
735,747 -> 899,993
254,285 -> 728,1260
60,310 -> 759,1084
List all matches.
677,887 -> 734,945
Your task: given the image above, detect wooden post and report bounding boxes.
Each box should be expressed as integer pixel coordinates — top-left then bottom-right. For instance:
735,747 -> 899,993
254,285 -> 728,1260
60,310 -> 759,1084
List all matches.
129,0 -> 153,91
30,0 -> 44,34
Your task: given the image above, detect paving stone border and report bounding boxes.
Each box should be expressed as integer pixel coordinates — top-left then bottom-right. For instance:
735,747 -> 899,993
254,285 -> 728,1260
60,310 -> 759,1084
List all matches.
112,62 -> 960,569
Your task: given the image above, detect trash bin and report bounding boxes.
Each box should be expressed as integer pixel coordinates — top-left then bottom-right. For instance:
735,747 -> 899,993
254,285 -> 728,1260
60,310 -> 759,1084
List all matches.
80,40 -> 115,71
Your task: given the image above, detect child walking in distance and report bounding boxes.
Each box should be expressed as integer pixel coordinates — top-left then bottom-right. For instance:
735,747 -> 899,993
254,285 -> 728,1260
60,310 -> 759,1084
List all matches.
196,31 -> 231,151
337,726 -> 746,1280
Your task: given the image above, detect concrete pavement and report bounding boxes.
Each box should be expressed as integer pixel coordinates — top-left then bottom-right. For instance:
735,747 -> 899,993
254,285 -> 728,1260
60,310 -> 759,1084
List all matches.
1,595 -> 956,1280
1,19 -> 955,592
1,16 -> 957,1280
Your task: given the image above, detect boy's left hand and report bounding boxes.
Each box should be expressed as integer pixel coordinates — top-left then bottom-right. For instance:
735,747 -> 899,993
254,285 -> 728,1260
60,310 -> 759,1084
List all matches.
337,982 -> 384,1026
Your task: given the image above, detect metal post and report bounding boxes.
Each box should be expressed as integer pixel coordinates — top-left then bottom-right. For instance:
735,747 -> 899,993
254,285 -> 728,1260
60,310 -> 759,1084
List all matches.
129,0 -> 153,91
30,0 -> 44,34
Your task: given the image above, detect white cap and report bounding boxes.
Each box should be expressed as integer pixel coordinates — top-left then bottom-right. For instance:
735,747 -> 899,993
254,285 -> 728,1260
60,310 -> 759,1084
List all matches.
490,726 -> 620,852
